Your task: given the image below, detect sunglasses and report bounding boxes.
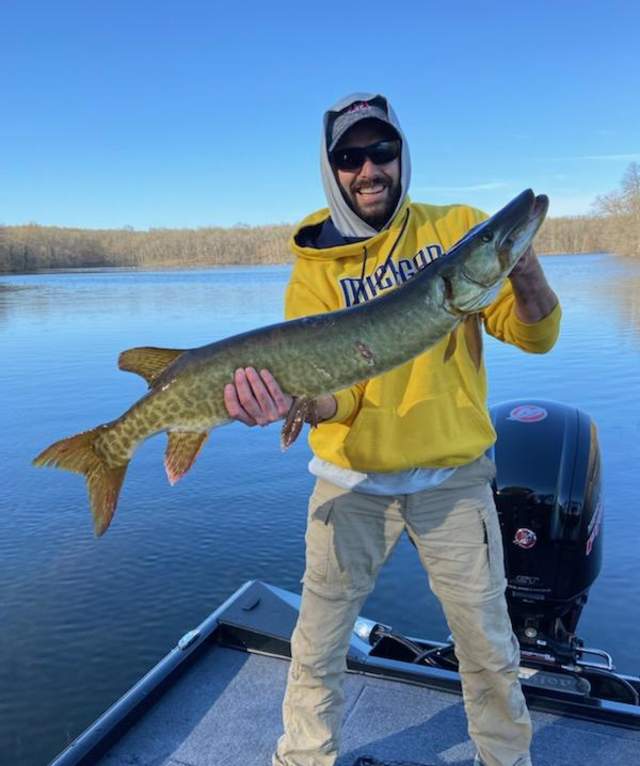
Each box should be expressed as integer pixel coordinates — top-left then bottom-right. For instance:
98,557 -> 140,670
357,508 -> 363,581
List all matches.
330,139 -> 401,172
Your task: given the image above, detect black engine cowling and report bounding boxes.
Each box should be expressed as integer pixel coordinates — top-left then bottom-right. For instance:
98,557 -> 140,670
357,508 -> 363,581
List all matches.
488,400 -> 603,663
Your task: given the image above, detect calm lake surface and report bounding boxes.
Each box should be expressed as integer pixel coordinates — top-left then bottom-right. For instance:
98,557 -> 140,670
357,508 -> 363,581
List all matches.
2,254 -> 640,765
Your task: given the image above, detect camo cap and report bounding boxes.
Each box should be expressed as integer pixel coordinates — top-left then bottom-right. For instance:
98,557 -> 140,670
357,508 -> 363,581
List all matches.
326,95 -> 399,151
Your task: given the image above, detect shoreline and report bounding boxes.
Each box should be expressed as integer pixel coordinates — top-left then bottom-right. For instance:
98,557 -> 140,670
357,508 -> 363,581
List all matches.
0,251 -> 621,278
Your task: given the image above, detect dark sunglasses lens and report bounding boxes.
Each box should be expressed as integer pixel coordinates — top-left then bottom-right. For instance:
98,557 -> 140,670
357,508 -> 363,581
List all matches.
332,147 -> 365,170
331,140 -> 400,171
368,141 -> 401,164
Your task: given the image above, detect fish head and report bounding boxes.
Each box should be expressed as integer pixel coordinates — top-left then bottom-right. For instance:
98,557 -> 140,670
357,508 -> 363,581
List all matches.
442,189 -> 549,314
494,189 -> 549,269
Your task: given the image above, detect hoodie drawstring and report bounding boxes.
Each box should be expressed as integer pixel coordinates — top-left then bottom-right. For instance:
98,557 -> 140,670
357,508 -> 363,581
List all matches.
356,208 -> 411,304
356,246 -> 369,304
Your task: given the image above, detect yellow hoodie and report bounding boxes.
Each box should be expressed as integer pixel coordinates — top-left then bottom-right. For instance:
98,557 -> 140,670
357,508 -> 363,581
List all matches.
286,199 -> 561,472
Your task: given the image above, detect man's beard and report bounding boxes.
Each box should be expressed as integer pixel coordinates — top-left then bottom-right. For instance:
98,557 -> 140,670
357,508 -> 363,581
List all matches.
343,173 -> 402,230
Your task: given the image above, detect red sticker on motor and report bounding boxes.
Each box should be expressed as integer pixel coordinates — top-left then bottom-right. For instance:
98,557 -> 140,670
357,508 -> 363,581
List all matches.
508,405 -> 548,423
514,528 -> 537,549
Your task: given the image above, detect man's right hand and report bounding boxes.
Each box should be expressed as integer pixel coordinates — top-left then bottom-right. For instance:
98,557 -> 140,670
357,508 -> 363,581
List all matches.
224,367 -> 338,427
224,367 -> 292,427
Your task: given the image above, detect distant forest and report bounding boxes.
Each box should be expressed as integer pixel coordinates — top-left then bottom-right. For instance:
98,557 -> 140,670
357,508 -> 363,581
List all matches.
1,163 -> 638,274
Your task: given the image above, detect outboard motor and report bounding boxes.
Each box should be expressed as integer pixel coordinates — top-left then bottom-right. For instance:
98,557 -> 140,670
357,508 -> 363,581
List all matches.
488,399 -> 604,667
358,399 -> 639,713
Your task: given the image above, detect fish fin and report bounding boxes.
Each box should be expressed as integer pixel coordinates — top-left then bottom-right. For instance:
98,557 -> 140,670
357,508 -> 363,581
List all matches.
281,397 -> 317,451
443,328 -> 458,362
33,426 -> 128,536
165,431 -> 208,486
118,347 -> 185,385
463,314 -> 484,371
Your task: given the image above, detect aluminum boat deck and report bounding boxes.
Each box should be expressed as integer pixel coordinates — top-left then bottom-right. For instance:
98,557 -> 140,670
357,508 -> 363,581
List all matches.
51,582 -> 640,766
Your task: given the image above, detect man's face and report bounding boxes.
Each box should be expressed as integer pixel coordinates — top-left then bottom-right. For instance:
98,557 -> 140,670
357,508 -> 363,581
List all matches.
332,121 -> 401,230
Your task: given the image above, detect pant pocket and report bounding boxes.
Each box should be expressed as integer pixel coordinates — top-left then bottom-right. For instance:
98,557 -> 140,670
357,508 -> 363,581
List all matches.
480,505 -> 507,591
304,494 -> 335,583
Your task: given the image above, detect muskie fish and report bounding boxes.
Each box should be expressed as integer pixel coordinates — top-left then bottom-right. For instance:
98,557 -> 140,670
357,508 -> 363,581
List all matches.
34,189 -> 549,535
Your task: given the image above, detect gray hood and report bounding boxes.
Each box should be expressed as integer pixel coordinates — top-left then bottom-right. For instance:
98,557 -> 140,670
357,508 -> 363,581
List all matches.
321,92 -> 412,238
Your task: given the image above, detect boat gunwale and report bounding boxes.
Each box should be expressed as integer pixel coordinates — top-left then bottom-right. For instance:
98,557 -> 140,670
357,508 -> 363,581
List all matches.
47,579 -> 640,766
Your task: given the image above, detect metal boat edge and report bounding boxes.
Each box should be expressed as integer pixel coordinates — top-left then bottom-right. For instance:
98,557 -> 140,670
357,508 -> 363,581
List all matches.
48,578 -> 640,766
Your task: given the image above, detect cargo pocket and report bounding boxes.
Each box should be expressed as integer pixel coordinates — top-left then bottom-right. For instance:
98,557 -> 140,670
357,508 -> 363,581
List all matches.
480,503 -> 507,593
304,492 -> 335,584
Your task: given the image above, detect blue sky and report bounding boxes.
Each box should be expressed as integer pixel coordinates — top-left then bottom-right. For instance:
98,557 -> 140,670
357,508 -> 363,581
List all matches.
1,0 -> 638,229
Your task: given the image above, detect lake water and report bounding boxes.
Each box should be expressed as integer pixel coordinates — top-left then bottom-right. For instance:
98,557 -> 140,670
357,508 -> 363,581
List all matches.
1,254 -> 639,765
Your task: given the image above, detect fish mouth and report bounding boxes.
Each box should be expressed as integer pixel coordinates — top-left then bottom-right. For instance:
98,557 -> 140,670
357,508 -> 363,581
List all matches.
449,190 -> 549,313
498,191 -> 549,254
443,189 -> 550,314
452,189 -> 541,259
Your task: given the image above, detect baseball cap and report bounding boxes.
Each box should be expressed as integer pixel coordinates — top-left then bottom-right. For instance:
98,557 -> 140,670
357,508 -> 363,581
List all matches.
326,95 -> 400,151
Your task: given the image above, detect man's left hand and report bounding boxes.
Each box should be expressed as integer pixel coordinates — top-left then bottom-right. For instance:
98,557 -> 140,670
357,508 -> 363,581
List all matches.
508,246 -> 558,323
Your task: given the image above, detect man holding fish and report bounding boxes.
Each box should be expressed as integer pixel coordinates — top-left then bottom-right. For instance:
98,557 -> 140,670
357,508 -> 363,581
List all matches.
34,91 -> 560,766
224,94 -> 560,766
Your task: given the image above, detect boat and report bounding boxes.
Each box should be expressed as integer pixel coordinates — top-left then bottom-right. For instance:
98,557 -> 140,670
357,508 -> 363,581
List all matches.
48,400 -> 640,765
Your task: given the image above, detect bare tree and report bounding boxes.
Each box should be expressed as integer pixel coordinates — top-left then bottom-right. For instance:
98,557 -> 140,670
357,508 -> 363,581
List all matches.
591,162 -> 640,256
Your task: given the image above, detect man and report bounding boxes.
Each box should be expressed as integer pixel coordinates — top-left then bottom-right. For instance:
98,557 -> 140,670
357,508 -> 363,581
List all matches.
224,93 -> 560,766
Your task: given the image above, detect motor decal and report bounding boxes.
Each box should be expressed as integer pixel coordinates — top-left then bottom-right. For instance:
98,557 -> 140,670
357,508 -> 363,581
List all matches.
586,502 -> 603,556
513,574 -> 541,586
514,528 -> 537,549
508,404 -> 548,423
587,500 -> 603,535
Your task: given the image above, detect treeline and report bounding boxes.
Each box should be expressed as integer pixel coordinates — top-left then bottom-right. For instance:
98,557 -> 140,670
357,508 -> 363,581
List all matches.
1,164 -> 638,273
535,214 -> 629,256
535,162 -> 639,257
0,222 -> 293,273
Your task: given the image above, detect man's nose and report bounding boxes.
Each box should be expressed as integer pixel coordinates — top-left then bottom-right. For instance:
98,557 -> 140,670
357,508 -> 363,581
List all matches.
358,157 -> 379,177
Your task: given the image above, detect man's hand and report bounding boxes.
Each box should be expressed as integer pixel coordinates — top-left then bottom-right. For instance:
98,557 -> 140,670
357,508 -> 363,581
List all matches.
224,368 -> 292,427
509,246 -> 559,323
224,367 -> 337,426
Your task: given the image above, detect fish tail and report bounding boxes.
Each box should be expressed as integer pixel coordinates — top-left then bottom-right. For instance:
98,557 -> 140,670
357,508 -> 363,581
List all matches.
33,425 -> 128,536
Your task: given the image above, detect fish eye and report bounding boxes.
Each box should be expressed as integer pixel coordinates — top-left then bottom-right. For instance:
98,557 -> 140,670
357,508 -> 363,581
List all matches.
480,230 -> 494,243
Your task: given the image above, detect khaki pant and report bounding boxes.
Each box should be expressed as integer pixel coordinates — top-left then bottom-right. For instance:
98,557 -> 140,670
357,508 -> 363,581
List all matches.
273,457 -> 532,766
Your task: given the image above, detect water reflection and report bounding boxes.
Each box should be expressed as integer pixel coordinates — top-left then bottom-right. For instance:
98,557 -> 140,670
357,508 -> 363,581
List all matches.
0,267 -> 291,341
604,269 -> 640,344
549,254 -> 640,344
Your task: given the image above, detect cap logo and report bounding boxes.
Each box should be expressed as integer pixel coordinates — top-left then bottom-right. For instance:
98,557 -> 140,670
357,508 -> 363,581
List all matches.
347,101 -> 372,113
